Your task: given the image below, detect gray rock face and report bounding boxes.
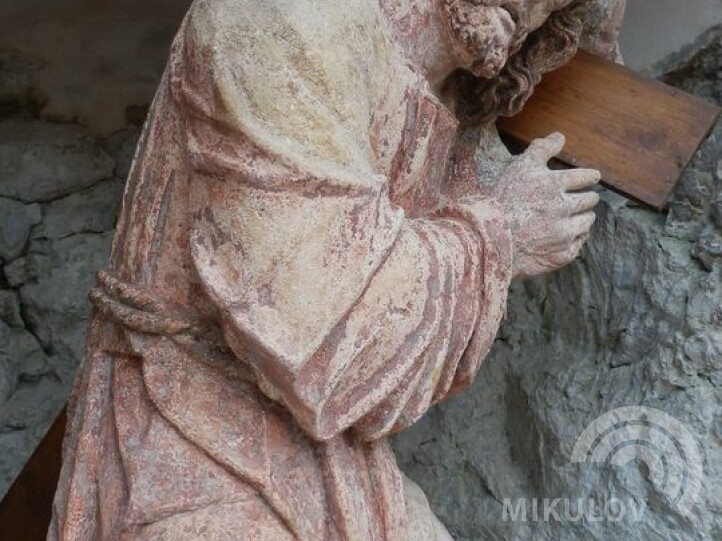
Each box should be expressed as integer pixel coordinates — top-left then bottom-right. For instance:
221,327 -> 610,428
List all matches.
18,232 -> 115,366
0,121 -> 115,202
393,31 -> 722,541
664,26 -> 722,105
0,290 -> 24,328
0,197 -> 41,261
40,179 -> 125,240
0,319 -> 55,488
0,123 -> 137,496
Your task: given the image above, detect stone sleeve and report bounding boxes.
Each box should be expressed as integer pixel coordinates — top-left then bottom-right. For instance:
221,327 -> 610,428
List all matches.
170,1 -> 513,442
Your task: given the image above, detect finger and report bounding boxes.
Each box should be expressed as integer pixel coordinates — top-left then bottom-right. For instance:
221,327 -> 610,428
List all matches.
557,237 -> 587,265
523,132 -> 566,165
565,191 -> 600,215
550,231 -> 591,268
553,168 -> 601,191
563,212 -> 596,238
564,231 -> 591,260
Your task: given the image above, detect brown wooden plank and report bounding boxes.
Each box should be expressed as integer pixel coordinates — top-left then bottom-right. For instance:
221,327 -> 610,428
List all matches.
497,50 -> 721,209
0,409 -> 66,541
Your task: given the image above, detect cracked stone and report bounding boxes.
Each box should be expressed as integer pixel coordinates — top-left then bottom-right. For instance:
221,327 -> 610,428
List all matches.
103,128 -> 141,180
664,199 -> 706,240
0,120 -> 115,202
0,375 -> 64,497
3,256 -> 30,288
0,290 -> 24,327
0,197 -> 41,261
19,232 -> 113,363
691,233 -> 722,271
714,193 -> 722,231
0,429 -> 34,496
0,357 -> 14,404
39,178 -> 124,240
3,253 -> 44,288
0,321 -> 49,383
0,374 -> 64,430
0,317 -> 50,433
679,170 -> 714,210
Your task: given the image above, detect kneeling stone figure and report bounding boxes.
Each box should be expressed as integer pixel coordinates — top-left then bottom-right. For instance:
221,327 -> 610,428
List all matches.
49,0 -> 625,539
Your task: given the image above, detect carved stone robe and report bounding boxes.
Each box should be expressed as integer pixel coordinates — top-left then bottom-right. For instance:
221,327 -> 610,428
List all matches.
49,1 -> 513,540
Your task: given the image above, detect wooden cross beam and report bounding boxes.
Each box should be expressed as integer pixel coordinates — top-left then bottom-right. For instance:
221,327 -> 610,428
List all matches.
497,50 -> 721,209
0,409 -> 66,541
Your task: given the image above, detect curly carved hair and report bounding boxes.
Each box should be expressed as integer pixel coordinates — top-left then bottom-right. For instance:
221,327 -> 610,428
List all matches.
445,1 -> 585,126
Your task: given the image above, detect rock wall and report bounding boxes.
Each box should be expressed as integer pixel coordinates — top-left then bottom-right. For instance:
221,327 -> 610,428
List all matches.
0,1 -> 190,134
0,9 -> 720,541
0,118 -> 139,494
619,0 -> 722,72
0,0 -> 166,494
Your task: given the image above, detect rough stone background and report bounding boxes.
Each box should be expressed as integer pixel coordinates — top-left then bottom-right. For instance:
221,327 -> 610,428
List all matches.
0,114 -> 139,492
0,11 -> 720,541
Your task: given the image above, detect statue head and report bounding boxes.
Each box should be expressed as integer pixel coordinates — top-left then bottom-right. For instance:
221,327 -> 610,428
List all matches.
439,0 -> 576,79
438,0 -> 592,124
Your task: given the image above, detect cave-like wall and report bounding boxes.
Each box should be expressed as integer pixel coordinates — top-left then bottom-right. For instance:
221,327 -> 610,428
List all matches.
0,0 -> 192,134
619,0 -> 722,72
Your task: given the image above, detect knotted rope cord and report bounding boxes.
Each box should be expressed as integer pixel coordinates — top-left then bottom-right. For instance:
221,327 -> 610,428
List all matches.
89,270 -> 257,384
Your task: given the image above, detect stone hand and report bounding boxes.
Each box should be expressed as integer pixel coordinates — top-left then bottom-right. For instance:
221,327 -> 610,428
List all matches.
486,132 -> 600,279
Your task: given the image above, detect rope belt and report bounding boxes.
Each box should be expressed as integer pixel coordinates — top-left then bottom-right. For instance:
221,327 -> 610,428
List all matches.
89,270 -> 257,384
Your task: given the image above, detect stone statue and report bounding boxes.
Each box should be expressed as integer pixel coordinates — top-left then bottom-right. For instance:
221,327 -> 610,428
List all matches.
49,1 -> 625,540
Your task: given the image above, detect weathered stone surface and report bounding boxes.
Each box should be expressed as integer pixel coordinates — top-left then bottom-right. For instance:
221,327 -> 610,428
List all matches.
0,319 -> 55,490
0,356 -> 14,405
393,31 -> 722,541
0,321 -> 50,388
18,232 -> 113,365
692,231 -> 722,271
394,193 -> 722,540
102,128 -> 141,180
39,179 -> 125,240
0,376 -> 64,495
0,197 -> 41,261
0,48 -> 45,115
3,254 -> 38,289
0,233 -> 114,494
663,26 -> 722,104
0,121 -> 115,202
0,123 -> 125,496
0,289 -> 24,327
0,430 -> 35,496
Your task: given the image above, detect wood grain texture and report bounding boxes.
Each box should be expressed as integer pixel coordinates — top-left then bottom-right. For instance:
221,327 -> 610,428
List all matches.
0,409 -> 66,541
497,50 -> 721,209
